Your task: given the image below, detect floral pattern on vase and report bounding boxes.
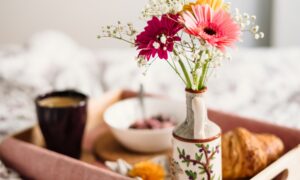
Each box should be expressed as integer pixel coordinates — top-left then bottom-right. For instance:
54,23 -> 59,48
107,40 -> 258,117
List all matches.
172,136 -> 221,180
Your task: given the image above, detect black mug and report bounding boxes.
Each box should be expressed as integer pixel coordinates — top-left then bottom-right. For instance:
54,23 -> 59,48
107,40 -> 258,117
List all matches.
35,90 -> 88,159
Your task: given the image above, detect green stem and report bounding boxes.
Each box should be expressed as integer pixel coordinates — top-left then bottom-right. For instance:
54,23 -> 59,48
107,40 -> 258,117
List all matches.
166,60 -> 186,85
192,62 -> 200,87
178,59 -> 192,89
97,35 -> 134,45
198,61 -> 209,90
193,51 -> 203,83
173,49 -> 192,89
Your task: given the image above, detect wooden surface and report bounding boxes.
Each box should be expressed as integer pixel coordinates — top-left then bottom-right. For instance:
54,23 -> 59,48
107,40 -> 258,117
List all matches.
93,131 -> 172,164
252,145 -> 300,180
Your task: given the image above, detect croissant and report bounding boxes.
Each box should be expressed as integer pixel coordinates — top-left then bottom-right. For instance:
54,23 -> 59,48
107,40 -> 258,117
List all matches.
222,127 -> 284,179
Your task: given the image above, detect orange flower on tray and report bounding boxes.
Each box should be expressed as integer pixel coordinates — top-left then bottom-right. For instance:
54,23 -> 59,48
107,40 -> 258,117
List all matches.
128,161 -> 165,180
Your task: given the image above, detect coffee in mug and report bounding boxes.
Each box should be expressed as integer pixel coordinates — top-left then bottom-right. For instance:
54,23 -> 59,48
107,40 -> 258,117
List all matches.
35,90 -> 88,159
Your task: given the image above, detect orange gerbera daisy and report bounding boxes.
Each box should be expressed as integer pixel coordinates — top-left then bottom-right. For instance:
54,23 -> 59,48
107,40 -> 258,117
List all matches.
183,0 -> 228,12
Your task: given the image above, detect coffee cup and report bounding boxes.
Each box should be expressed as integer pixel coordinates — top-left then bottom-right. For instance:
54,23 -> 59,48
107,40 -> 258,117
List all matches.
35,90 -> 88,159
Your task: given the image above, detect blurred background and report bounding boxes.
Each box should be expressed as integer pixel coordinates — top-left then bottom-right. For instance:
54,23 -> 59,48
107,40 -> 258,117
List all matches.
0,0 -> 299,48
0,0 -> 300,137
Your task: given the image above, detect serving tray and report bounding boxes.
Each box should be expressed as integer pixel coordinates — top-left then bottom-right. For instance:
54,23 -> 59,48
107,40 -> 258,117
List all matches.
0,89 -> 300,180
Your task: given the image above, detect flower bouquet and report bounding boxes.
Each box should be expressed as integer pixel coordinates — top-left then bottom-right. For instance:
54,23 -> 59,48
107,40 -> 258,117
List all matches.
98,0 -> 263,91
98,0 -> 263,179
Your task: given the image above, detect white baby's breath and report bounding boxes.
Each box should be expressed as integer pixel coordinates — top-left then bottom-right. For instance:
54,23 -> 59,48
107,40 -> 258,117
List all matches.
141,0 -> 185,19
136,56 -> 148,68
97,22 -> 137,45
251,25 -> 259,33
233,8 -> 264,40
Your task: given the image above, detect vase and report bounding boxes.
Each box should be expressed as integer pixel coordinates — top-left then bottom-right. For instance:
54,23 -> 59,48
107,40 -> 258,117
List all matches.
171,88 -> 222,180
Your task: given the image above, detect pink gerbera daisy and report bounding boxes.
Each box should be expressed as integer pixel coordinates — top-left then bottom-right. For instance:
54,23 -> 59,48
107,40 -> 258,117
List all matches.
180,5 -> 240,51
135,14 -> 182,60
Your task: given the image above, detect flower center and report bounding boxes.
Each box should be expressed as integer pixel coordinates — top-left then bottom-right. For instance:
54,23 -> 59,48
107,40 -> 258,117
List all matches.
152,42 -> 160,49
157,34 -> 167,44
204,27 -> 217,36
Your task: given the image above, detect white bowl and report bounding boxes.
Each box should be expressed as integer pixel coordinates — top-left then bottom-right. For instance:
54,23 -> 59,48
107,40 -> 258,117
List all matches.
104,97 -> 185,153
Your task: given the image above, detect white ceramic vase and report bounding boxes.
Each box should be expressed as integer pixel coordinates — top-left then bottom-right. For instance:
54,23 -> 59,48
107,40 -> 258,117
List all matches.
171,89 -> 222,180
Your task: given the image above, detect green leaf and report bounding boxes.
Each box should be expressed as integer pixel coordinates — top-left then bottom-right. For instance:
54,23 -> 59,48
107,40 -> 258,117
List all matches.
186,161 -> 190,167
185,170 -> 197,180
206,144 -> 210,150
177,147 -> 181,155
196,144 -> 203,148
185,170 -> 191,176
200,153 -> 203,160
198,166 -> 204,170
182,149 -> 186,156
199,153 -> 203,161
200,170 -> 206,174
195,152 -> 203,162
193,172 -> 197,179
195,153 -> 199,161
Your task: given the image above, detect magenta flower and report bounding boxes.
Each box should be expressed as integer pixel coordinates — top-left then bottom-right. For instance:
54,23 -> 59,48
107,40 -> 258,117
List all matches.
135,14 -> 183,60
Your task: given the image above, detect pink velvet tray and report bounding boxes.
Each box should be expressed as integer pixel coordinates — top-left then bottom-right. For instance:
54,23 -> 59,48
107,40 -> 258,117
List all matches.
0,89 -> 300,180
